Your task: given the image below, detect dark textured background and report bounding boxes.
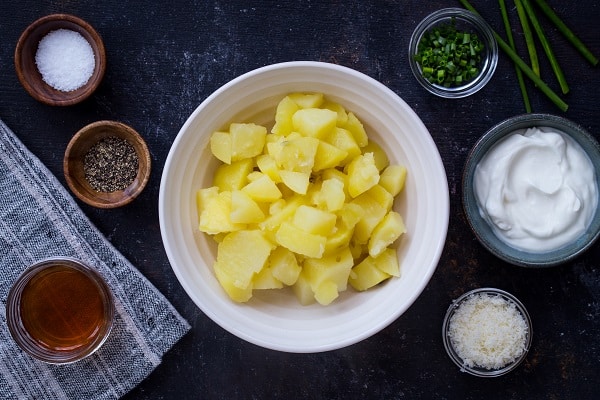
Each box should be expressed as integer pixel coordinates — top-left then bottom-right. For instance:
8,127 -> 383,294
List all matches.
1,1 -> 599,399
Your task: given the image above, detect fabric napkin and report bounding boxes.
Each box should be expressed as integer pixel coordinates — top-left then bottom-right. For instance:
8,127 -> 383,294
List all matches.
0,119 -> 190,400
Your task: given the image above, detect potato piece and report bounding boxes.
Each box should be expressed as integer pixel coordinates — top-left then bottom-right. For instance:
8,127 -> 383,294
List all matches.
292,272 -> 316,306
351,190 -> 388,244
210,131 -> 231,164
256,154 -> 281,183
314,178 -> 345,212
276,136 -> 319,174
279,170 -> 310,195
230,123 -> 267,161
313,140 -> 348,171
230,190 -> 266,224
214,263 -> 253,302
325,127 -> 361,165
347,152 -> 380,198
372,247 -> 400,277
292,108 -> 337,139
361,140 -> 389,171
271,96 -> 299,136
269,246 -> 302,286
303,247 -> 353,292
253,266 -> 284,290
368,211 -> 406,257
275,221 -> 326,258
196,186 -> 219,213
342,111 -> 368,148
213,159 -> 254,192
349,256 -> 391,291
259,195 -> 303,233
216,230 -> 273,290
292,205 -> 337,236
322,101 -> 348,125
288,92 -> 324,108
314,281 -> 339,306
379,165 -> 407,196
242,173 -> 282,202
199,191 -> 246,234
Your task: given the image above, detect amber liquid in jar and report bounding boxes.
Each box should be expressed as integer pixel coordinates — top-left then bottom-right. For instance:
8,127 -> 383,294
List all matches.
19,264 -> 106,352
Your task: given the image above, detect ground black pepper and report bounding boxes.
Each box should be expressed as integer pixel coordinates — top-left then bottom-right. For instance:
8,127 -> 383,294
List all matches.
83,136 -> 138,192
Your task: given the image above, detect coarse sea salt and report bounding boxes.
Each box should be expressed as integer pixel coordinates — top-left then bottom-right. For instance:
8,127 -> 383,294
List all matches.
448,293 -> 528,370
35,29 -> 95,92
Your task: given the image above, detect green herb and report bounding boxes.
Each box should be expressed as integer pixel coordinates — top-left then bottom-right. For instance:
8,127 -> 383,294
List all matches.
500,0 -> 531,112
457,0 -> 568,111
532,0 -> 598,66
522,0 -> 569,94
414,18 -> 485,87
515,0 -> 540,78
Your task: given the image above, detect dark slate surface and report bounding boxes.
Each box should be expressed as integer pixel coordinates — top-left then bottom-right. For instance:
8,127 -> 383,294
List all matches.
1,1 -> 599,399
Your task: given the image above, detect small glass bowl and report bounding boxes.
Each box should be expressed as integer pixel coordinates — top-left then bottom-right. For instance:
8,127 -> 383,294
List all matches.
408,8 -> 498,98
462,113 -> 600,267
442,288 -> 532,377
6,257 -> 114,364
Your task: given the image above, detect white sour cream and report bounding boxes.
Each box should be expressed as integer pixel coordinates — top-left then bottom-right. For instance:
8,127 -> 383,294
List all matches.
474,127 -> 598,252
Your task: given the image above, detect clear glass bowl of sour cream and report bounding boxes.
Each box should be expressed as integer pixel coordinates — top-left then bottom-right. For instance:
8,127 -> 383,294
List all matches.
462,114 -> 600,267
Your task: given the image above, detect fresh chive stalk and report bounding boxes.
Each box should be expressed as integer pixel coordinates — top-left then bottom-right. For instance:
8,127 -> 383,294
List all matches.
521,0 -> 569,94
457,0 -> 568,111
514,0 -> 540,77
500,0 -> 532,112
532,0 -> 599,66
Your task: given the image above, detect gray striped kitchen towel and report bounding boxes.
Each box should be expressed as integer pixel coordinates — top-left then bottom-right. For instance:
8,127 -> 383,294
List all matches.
0,119 -> 190,399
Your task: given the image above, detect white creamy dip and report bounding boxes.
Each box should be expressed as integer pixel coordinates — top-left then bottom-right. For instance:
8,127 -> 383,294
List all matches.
474,127 -> 598,252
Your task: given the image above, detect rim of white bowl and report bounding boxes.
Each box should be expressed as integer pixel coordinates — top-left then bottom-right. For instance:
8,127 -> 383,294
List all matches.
159,61 -> 450,352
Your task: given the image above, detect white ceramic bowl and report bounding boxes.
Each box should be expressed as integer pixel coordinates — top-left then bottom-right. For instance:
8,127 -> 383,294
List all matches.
159,61 -> 449,352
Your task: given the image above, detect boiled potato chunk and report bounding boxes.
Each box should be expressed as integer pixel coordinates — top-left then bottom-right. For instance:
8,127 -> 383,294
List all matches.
215,230 -> 273,291
199,191 -> 246,234
213,159 -> 254,192
210,131 -> 232,164
242,173 -> 282,202
349,256 -> 391,292
379,165 -> 407,197
199,92 -> 408,305
230,190 -> 265,224
368,211 -> 406,257
347,152 -> 380,198
269,246 -> 302,285
230,123 -> 267,161
292,108 -> 338,139
275,221 -> 326,258
288,92 -> 324,109
342,112 -> 368,148
292,205 -> 336,236
271,96 -> 299,136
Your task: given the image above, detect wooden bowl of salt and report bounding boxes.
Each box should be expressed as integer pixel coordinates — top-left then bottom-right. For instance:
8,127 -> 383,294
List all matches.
15,14 -> 106,106
64,121 -> 152,208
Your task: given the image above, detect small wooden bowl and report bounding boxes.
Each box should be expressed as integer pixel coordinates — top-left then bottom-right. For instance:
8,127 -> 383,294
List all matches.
15,14 -> 106,106
64,121 -> 151,208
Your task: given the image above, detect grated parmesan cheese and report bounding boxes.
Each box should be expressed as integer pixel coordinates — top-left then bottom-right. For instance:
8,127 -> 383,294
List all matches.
448,293 -> 528,370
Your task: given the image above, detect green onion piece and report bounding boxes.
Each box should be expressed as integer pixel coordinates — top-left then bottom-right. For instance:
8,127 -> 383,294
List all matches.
500,0 -> 532,112
522,0 -> 569,94
414,17 -> 485,88
515,0 -> 540,78
457,0 -> 568,112
532,0 -> 598,66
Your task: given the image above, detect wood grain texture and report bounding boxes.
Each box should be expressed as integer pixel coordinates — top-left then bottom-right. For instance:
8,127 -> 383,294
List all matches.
1,1 -> 599,399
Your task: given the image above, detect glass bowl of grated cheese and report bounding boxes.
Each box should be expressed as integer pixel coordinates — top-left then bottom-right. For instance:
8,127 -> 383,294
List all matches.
442,287 -> 532,377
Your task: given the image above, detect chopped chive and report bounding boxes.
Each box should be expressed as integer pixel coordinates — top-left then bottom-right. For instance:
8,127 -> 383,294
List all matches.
515,0 -> 540,78
457,0 -> 568,111
414,17 -> 485,88
532,0 -> 598,66
522,0 -> 569,94
500,0 -> 531,112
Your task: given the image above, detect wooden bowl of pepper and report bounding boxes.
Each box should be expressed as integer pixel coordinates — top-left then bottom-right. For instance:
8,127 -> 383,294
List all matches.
15,13 -> 106,106
64,121 -> 151,208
